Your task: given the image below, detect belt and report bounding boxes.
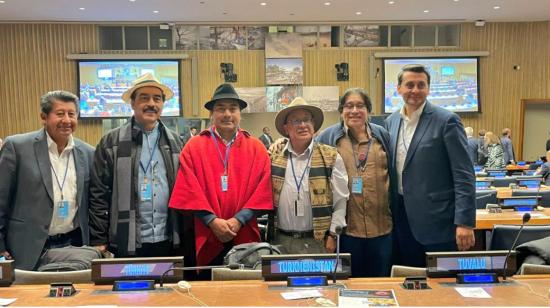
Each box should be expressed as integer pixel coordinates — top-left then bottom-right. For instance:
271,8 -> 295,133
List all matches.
46,228 -> 80,249
277,229 -> 314,239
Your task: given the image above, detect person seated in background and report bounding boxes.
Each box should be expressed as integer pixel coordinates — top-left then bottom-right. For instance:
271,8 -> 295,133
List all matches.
536,150 -> 550,185
180,126 -> 197,144
269,97 -> 349,254
0,90 -> 95,270
169,83 -> 273,277
317,88 -> 393,277
484,131 -> 506,169
89,73 -> 184,258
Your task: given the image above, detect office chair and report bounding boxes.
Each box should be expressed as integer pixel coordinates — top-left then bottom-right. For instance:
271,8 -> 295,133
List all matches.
14,269 -> 92,285
390,265 -> 427,277
211,268 -> 262,281
488,225 -> 550,250
518,263 -> 550,275
476,190 -> 498,209
512,190 -> 550,207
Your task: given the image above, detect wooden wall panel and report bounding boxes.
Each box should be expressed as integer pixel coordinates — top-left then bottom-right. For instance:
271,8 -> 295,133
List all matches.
1,22 -> 550,152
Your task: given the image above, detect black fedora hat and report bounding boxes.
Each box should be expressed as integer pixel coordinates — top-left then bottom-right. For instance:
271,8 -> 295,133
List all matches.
204,83 -> 248,111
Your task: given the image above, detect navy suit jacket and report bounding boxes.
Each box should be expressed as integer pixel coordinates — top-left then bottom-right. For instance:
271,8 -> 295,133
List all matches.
385,102 -> 476,245
466,137 -> 479,165
0,129 -> 94,269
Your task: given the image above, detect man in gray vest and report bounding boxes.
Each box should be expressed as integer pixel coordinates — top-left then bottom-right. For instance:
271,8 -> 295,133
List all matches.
89,73 -> 184,257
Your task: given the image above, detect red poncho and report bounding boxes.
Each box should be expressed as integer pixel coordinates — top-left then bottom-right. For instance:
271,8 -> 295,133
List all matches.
169,127 -> 273,266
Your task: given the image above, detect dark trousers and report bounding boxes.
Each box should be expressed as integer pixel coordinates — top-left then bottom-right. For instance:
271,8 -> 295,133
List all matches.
393,194 -> 457,267
43,228 -> 82,250
136,240 -> 174,257
341,233 -> 392,277
190,242 -> 233,281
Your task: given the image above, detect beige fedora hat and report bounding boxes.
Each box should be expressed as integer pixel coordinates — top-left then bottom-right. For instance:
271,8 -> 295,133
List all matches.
274,97 -> 324,138
121,73 -> 174,102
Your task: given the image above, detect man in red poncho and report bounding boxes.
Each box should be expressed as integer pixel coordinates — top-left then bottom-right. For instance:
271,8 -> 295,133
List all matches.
169,83 -> 273,272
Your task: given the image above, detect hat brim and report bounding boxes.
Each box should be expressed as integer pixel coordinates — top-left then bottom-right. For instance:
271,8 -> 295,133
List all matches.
204,96 -> 248,111
122,82 -> 174,103
275,105 -> 324,138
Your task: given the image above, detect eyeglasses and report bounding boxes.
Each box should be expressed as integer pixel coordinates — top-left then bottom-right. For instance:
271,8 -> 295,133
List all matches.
287,118 -> 313,126
343,104 -> 367,110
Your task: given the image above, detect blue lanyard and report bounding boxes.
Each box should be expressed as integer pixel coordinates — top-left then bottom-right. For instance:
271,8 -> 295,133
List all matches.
139,133 -> 160,174
289,149 -> 313,196
50,150 -> 72,200
210,128 -> 236,175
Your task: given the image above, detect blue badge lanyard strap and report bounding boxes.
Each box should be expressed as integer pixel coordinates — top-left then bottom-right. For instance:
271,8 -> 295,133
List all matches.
210,128 -> 236,175
139,133 -> 160,177
352,139 -> 372,172
289,150 -> 313,201
50,150 -> 73,200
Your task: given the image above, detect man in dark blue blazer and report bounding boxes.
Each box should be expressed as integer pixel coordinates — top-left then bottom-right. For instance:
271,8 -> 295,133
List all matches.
385,64 -> 476,267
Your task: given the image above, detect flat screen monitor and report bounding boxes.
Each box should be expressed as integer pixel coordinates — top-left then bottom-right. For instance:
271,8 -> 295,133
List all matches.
78,60 -> 181,118
500,197 -> 539,210
474,165 -> 483,172
91,256 -> 184,285
487,170 -> 507,178
517,179 -> 541,189
475,180 -> 492,190
261,253 -> 351,281
426,250 -> 516,278
383,57 -> 480,114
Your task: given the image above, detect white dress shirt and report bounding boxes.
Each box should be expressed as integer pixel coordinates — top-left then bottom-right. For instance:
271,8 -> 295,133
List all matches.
277,140 -> 349,233
46,133 -> 78,236
396,101 -> 427,194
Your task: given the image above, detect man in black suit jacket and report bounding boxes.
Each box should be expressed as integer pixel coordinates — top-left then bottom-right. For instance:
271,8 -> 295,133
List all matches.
0,91 -> 94,270
258,127 -> 273,149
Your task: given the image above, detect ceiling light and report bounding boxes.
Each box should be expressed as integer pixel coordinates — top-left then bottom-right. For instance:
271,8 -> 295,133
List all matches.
153,10 -> 159,13
79,7 -> 85,10
423,9 -> 429,13
355,11 -> 362,15
324,2 -> 331,5
388,1 -> 395,4
493,5 -> 501,10
129,0 -> 136,2
260,2 -> 267,6
0,1 -> 6,3
453,0 -> 459,2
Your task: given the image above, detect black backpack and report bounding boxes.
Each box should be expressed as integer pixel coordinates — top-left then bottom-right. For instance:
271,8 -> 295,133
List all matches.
223,242 -> 281,270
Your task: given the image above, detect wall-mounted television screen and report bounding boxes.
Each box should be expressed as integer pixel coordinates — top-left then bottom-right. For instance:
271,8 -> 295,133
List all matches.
78,60 -> 181,118
383,57 -> 480,114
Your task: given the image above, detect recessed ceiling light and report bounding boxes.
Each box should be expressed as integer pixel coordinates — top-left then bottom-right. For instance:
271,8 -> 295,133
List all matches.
0,1 -> 6,3
260,2 -> 267,6
153,10 -> 159,13
493,5 -> 501,10
453,0 -> 459,2
355,11 -> 362,15
388,1 -> 395,4
423,9 -> 429,13
324,2 -> 331,5
129,0 -> 136,2
79,7 -> 85,10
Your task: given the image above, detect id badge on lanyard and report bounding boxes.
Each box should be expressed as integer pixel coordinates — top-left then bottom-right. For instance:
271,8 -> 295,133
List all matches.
351,176 -> 363,194
140,176 -> 153,201
221,175 -> 228,192
57,200 -> 70,220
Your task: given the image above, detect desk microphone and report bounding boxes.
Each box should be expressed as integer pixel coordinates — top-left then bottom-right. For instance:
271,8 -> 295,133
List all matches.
332,226 -> 343,284
501,212 -> 531,281
159,263 -> 243,287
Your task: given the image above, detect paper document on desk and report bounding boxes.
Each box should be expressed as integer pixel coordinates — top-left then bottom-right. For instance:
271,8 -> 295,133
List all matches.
0,298 -> 16,306
338,289 -> 399,307
280,290 -> 322,300
455,287 -> 491,298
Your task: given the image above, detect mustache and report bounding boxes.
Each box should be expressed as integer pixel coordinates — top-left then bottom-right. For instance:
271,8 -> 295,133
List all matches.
144,106 -> 158,113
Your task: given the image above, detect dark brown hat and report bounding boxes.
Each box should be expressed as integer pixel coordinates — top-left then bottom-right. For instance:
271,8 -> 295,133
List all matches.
204,83 -> 248,111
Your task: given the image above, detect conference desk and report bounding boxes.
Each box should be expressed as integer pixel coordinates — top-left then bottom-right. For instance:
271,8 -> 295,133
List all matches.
476,208 -> 550,230
2,276 -> 550,306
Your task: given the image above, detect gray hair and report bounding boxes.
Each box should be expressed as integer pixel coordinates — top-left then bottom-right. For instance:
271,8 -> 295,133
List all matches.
40,90 -> 79,115
464,127 -> 474,137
